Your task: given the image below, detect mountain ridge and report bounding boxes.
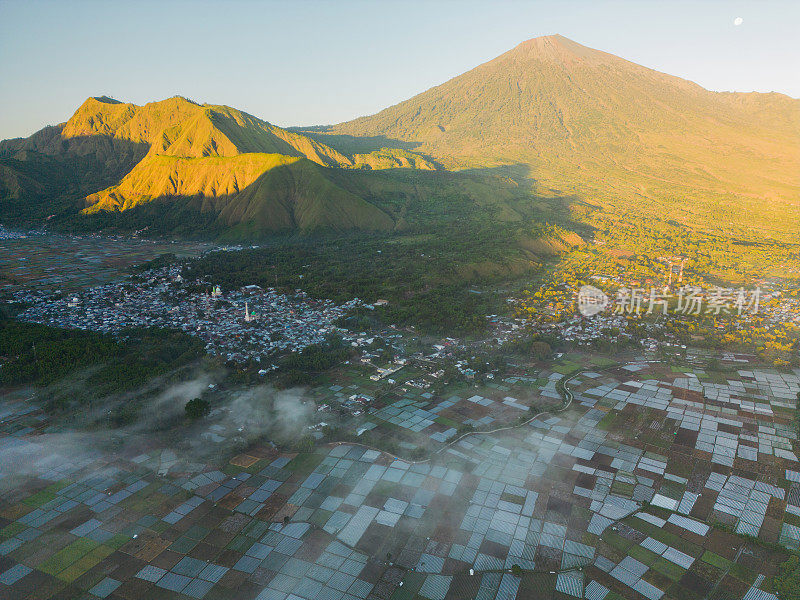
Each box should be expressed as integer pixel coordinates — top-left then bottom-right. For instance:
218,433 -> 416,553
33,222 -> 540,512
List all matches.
1,35 -> 798,241
0,96 -> 431,232
308,34 -> 799,241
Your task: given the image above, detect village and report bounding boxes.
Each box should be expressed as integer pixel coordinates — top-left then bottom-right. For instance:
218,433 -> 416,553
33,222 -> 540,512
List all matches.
10,266 -> 391,365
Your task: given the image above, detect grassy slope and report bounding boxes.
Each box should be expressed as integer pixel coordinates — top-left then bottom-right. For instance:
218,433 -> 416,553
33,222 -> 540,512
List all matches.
321,35 -> 800,243
0,97 -> 413,233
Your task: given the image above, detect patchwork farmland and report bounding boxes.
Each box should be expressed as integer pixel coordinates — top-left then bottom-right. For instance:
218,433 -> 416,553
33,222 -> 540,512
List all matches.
1,359 -> 798,599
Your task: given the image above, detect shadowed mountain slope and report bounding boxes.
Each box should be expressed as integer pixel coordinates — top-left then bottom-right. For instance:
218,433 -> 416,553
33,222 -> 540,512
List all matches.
0,97 -> 403,232
316,34 -> 800,241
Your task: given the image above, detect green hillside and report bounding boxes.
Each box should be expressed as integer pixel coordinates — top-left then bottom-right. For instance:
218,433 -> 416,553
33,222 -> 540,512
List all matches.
315,34 -> 800,244
1,35 -> 798,250
0,96 -> 431,233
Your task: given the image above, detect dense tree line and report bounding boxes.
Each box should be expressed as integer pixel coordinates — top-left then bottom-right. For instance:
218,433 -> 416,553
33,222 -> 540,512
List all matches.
0,319 -> 205,393
773,554 -> 800,599
274,334 -> 351,386
183,227 -> 533,334
0,319 -> 119,385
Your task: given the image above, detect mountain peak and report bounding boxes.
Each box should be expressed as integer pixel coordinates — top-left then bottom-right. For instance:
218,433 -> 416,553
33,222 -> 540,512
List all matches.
92,95 -> 123,104
326,34 -> 800,237
520,33 -> 571,46
509,34 -> 613,64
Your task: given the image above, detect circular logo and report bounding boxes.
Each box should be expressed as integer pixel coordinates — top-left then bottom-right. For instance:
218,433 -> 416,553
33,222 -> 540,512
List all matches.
577,285 -> 608,317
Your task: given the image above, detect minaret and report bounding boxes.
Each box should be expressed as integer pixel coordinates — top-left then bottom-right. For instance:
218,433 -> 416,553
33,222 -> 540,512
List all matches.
244,302 -> 254,323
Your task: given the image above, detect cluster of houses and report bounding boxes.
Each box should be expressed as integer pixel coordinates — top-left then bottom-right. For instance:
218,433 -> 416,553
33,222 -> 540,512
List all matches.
12,266 -> 375,363
0,225 -> 34,241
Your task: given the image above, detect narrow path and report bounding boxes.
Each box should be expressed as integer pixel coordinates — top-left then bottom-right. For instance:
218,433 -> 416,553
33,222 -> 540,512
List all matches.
705,544 -> 744,600
338,353 -> 657,464
310,358 -> 662,583
331,364 -> 591,466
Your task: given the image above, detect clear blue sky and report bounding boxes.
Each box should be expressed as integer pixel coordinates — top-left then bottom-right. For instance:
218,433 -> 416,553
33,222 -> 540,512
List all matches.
1,0 -> 798,140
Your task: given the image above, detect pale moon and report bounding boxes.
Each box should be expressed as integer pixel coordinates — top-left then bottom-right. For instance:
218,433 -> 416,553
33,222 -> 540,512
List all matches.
734,16 -> 743,26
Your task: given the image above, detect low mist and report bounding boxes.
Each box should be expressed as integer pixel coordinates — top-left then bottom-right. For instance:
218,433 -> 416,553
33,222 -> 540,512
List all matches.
0,369 -> 317,485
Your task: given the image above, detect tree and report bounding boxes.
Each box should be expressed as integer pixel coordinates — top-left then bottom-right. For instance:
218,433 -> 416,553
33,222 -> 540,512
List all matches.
185,397 -> 210,419
292,435 -> 315,453
457,423 -> 476,436
531,341 -> 551,360
795,392 -> 800,437
773,555 -> 800,600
